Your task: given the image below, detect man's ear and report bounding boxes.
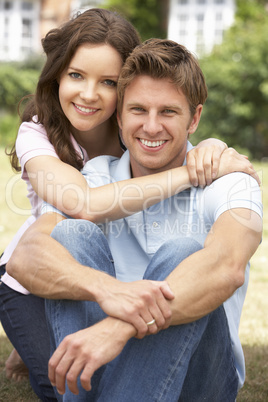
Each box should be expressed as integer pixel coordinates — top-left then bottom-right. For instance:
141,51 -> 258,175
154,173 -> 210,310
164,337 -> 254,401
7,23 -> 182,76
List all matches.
188,104 -> 203,135
117,111 -> 123,130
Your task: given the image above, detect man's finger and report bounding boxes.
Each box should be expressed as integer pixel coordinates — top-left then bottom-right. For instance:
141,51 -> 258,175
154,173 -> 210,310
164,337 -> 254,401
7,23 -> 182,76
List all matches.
80,363 -> 95,391
48,345 -> 67,387
66,360 -> 85,395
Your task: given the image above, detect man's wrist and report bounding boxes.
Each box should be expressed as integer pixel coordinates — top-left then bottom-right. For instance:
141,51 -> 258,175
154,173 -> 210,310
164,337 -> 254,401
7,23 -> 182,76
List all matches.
105,316 -> 137,340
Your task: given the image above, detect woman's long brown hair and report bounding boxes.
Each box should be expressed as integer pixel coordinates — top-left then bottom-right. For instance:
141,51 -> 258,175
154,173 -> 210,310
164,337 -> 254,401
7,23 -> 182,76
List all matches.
8,8 -> 141,172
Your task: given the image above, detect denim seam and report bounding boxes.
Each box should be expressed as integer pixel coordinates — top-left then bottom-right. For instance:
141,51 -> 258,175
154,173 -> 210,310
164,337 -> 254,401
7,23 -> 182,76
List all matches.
154,321 -> 199,402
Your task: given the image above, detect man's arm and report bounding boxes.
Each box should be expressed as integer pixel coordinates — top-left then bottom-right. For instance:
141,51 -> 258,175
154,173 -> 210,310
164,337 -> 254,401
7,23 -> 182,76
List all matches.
7,212 -> 173,337
47,207 -> 262,396
167,207 -> 262,324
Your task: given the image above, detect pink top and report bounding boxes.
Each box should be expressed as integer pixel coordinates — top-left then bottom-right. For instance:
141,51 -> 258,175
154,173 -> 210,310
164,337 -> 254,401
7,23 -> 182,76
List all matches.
1,118 -> 88,294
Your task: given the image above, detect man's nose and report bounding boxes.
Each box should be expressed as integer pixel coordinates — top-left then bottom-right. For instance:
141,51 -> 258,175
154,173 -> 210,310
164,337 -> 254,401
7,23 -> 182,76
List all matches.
143,114 -> 163,136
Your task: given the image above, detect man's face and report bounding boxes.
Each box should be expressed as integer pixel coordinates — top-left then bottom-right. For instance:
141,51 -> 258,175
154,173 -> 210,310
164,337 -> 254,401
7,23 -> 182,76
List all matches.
118,75 -> 202,177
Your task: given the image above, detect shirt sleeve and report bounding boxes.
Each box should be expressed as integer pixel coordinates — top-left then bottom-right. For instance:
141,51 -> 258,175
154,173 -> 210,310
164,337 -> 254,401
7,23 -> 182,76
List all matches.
16,120 -> 59,178
201,172 -> 263,222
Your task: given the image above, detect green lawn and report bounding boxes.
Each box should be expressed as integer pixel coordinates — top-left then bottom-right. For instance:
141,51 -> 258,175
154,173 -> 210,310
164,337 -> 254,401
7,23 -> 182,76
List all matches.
0,148 -> 267,400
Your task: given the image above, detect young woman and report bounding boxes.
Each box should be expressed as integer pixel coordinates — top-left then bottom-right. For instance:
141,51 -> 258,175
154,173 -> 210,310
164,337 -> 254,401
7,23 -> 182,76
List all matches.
0,8 -> 230,401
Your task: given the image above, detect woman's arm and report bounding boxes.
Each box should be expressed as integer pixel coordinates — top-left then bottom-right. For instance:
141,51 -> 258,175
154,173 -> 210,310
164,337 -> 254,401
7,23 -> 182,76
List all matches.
25,138 -> 228,223
26,156 -> 191,223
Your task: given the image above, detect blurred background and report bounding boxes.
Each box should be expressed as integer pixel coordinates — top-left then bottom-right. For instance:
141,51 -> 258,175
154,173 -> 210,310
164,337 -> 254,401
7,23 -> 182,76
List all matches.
0,1 -> 267,400
0,0 -> 268,158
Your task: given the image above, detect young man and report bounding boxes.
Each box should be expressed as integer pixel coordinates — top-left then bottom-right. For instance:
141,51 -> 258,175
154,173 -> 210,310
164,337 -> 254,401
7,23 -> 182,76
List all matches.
8,39 -> 262,401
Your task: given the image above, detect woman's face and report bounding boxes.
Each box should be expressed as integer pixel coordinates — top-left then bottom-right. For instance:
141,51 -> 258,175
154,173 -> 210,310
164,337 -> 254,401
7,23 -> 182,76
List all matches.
59,43 -> 123,139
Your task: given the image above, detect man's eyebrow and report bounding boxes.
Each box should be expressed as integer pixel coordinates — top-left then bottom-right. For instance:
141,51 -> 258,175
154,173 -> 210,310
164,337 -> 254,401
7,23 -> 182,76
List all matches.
126,102 -> 183,112
125,102 -> 144,108
163,105 -> 183,112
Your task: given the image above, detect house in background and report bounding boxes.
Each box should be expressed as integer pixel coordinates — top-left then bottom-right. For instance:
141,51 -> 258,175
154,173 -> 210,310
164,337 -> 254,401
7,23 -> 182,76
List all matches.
0,0 -> 235,62
168,0 -> 236,56
0,0 -> 100,62
0,0 -> 41,61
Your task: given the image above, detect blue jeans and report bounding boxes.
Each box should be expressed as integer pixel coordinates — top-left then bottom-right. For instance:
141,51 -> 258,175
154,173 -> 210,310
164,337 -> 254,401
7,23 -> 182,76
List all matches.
46,220 -> 239,401
0,267 -> 57,401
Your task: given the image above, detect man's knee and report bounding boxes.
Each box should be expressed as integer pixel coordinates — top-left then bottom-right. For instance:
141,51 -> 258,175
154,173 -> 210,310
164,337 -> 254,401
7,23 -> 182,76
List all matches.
158,237 -> 202,260
51,219 -> 103,248
145,237 -> 202,281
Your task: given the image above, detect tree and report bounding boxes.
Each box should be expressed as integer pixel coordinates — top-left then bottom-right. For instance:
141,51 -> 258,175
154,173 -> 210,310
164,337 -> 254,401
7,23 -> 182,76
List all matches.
103,0 -> 169,40
194,0 -> 268,159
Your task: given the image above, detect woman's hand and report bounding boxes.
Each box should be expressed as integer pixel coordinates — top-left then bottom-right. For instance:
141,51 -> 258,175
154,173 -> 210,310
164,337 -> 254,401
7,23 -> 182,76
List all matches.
217,148 -> 260,185
186,138 -> 227,187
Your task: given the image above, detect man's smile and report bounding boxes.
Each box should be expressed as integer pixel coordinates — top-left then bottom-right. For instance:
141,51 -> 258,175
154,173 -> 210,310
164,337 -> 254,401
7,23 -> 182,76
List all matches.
139,138 -> 167,148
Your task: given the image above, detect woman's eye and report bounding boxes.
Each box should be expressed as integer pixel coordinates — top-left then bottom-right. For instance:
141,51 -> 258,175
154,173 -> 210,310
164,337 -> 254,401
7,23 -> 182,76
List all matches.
104,79 -> 117,87
69,72 -> 82,79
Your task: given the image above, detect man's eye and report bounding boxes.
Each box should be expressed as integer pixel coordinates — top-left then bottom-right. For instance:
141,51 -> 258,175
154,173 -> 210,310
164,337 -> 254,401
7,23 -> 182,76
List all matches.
164,109 -> 176,114
69,72 -> 82,79
132,107 -> 145,112
104,79 -> 117,87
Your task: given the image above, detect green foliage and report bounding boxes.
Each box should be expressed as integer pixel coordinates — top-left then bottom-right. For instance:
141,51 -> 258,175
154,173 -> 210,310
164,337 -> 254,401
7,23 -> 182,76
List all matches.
195,1 -> 268,159
0,63 -> 39,112
236,0 -> 268,22
0,57 -> 42,144
0,112 -> 20,147
103,0 -> 168,40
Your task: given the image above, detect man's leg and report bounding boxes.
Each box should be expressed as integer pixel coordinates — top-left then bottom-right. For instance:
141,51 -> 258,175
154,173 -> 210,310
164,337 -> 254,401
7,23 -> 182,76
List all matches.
0,274 -> 57,401
45,219 -> 115,401
96,238 -> 238,402
178,306 -> 238,401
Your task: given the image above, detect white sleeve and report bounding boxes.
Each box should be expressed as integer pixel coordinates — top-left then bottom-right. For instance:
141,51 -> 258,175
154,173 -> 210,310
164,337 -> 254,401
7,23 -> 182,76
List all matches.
201,172 -> 262,222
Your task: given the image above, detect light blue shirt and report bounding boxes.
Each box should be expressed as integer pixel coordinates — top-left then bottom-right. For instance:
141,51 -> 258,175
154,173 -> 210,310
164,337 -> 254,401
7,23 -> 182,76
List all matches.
43,142 -> 262,388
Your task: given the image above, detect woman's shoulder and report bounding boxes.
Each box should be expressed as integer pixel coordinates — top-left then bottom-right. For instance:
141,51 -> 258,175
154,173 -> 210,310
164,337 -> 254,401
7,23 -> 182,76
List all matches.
18,116 -> 47,139
16,117 -> 59,164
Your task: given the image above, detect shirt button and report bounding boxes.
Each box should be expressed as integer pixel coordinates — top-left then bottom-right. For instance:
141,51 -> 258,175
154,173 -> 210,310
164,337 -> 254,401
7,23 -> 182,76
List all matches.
152,221 -> 159,228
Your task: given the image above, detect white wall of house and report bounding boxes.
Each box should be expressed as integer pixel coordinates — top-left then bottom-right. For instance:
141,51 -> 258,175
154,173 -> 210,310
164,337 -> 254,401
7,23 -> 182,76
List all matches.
0,0 -> 41,61
168,0 -> 236,56
0,0 -> 236,62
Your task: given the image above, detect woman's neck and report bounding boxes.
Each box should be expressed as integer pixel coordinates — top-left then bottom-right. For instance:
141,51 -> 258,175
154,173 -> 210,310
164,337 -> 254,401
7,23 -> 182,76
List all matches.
72,119 -> 123,160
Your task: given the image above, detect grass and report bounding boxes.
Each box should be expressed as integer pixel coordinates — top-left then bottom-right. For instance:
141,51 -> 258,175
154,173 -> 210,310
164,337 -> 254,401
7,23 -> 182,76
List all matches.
0,147 -> 267,400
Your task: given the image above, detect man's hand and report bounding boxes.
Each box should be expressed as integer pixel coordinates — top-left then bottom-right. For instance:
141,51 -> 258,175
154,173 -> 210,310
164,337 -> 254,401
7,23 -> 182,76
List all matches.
217,148 -> 261,185
95,277 -> 174,338
48,317 -> 136,396
186,138 -> 227,187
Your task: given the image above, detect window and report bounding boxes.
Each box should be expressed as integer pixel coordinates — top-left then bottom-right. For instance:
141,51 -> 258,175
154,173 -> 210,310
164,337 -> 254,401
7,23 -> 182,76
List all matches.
179,29 -> 187,37
197,0 -> 206,4
4,17 -> 9,38
179,14 -> 189,22
22,18 -> 32,38
4,1 -> 12,10
196,13 -> 204,22
215,12 -> 222,21
178,0 -> 188,5
22,2 -> 33,11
